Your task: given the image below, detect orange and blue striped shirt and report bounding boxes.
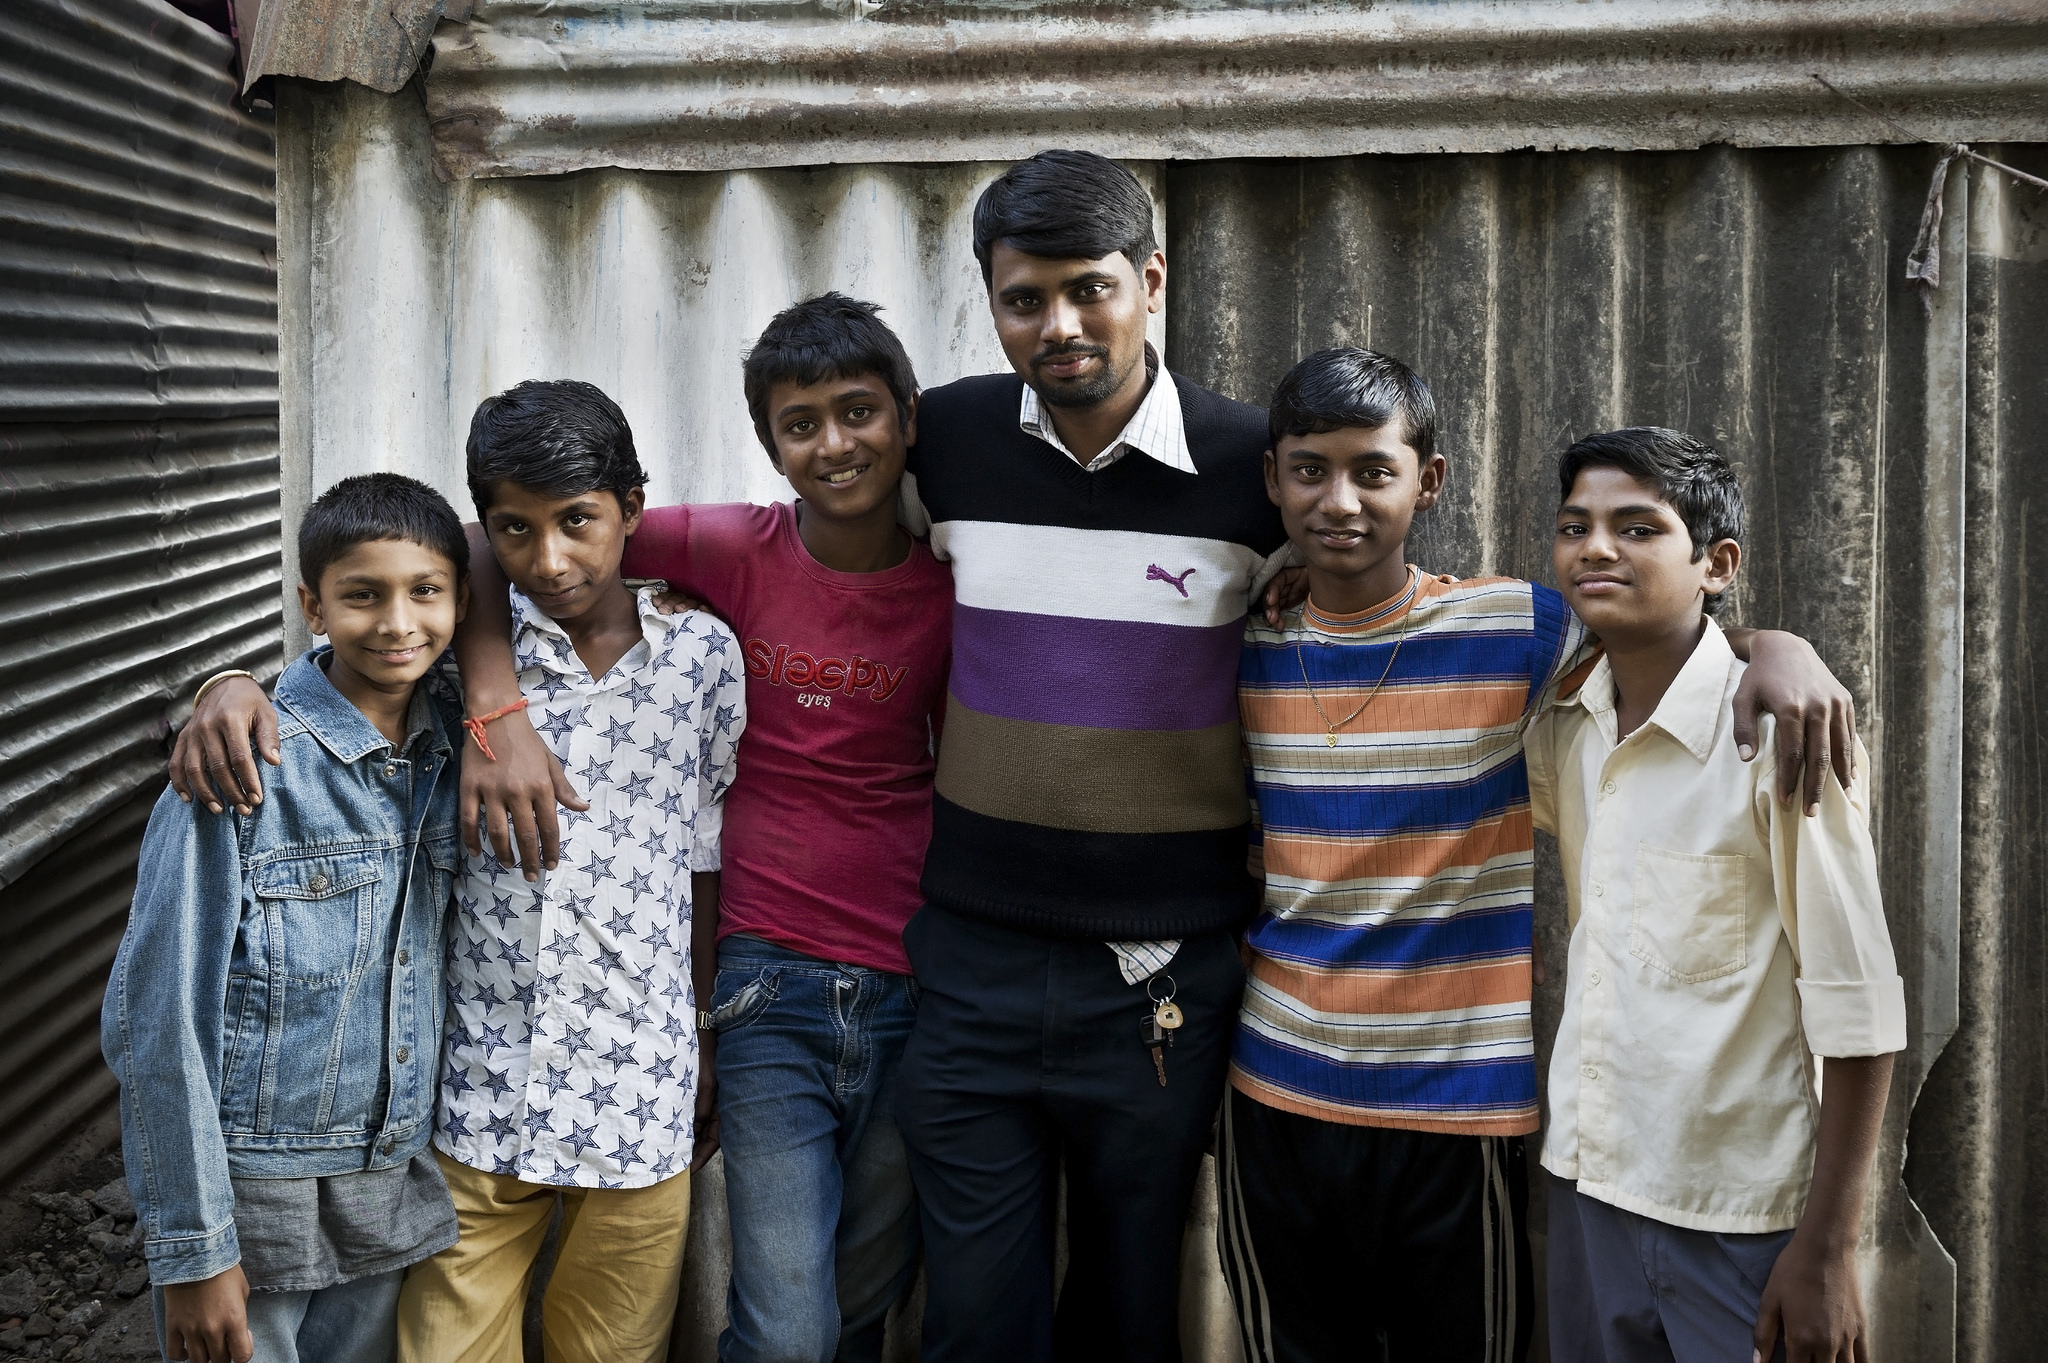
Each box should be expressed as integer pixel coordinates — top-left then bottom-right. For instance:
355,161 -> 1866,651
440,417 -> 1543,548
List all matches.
1230,568 -> 1592,1135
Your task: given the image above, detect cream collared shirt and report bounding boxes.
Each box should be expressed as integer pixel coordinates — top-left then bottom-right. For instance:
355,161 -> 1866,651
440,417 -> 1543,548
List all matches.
1527,618 -> 1906,1233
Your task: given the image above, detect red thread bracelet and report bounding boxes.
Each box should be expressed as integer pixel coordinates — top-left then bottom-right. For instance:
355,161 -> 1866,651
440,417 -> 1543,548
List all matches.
462,697 -> 530,761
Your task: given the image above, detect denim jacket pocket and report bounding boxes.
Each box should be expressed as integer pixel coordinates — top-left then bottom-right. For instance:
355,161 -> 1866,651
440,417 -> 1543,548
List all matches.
242,848 -> 385,1133
252,849 -> 382,984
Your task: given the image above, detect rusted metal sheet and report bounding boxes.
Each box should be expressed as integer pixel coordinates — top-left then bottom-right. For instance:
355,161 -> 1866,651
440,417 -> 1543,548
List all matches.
240,0 -> 448,95
421,0 -> 2048,179
0,0 -> 281,1186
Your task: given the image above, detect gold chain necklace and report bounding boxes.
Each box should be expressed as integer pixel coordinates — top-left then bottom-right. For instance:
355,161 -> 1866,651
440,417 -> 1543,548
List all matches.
1294,581 -> 1412,748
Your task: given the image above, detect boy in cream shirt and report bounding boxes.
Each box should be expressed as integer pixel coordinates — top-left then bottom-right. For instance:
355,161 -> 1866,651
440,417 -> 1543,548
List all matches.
1527,427 -> 1906,1363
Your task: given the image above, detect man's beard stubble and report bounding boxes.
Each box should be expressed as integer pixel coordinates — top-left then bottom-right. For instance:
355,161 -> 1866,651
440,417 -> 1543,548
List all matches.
1030,342 -> 1138,411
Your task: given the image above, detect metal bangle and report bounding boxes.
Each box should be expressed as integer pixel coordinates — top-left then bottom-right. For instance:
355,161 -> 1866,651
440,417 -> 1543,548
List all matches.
191,668 -> 256,711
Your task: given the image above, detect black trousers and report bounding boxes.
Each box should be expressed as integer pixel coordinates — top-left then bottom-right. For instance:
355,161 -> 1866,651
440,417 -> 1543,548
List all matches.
1216,1088 -> 1535,1363
895,906 -> 1245,1363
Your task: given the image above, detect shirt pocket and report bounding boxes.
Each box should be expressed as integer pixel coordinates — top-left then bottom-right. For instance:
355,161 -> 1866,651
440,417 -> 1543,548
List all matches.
1628,844 -> 1749,983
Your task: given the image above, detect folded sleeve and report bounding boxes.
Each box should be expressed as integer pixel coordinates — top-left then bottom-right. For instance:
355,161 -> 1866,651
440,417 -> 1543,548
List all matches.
690,617 -> 747,873
1525,710 -> 1559,837
1766,736 -> 1908,1057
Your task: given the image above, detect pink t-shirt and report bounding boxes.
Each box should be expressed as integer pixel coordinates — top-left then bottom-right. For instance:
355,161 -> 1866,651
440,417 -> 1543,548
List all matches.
621,501 -> 952,974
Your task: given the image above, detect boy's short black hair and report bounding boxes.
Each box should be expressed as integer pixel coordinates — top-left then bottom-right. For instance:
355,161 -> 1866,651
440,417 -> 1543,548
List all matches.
1267,347 -> 1438,462
465,379 -> 648,519
972,150 -> 1160,286
742,293 -> 919,460
299,472 -> 468,590
1557,426 -> 1745,615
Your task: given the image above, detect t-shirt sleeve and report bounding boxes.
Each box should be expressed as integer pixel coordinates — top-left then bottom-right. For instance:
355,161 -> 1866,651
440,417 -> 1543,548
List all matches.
1759,732 -> 1907,1058
1527,582 -> 1599,717
620,503 -> 693,588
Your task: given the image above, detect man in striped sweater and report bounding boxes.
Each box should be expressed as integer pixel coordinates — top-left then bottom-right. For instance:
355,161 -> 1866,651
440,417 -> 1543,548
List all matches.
892,151 -> 1285,1363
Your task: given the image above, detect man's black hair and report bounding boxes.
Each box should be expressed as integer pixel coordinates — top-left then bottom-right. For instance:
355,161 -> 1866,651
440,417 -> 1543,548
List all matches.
972,150 -> 1160,286
1267,347 -> 1438,462
742,293 -> 919,460
1557,426 -> 1745,616
465,379 -> 648,519
299,472 -> 469,589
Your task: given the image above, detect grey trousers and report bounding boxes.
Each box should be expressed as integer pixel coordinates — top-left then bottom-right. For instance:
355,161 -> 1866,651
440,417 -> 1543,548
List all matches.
1546,1175 -> 1791,1363
153,1269 -> 402,1363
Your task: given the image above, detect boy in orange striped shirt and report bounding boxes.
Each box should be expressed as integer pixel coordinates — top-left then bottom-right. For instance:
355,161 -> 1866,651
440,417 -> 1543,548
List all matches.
1216,348 -> 1858,1363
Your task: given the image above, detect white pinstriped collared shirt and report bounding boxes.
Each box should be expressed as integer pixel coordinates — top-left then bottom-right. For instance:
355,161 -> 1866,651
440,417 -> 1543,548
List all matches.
1018,348 -> 1187,987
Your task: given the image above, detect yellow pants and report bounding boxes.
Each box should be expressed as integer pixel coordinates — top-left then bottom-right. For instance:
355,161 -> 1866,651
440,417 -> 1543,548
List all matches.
396,1148 -> 691,1363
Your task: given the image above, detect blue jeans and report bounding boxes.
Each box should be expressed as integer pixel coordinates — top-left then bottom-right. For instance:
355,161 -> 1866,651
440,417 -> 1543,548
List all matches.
711,934 -> 921,1363
153,1269 -> 402,1363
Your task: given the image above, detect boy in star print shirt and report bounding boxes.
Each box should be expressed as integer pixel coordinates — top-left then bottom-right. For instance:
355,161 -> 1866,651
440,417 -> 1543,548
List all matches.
399,381 -> 745,1362
451,295 -> 951,1363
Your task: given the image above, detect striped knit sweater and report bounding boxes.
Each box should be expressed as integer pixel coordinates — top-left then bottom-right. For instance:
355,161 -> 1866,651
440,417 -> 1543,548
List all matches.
906,371 -> 1287,939
1231,570 -> 1592,1135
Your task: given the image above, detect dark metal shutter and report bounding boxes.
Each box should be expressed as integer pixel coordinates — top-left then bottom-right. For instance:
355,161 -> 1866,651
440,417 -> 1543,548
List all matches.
0,0 -> 279,1183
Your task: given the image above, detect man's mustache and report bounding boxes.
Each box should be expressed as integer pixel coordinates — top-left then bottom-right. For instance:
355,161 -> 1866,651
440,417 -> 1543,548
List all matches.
1032,342 -> 1111,367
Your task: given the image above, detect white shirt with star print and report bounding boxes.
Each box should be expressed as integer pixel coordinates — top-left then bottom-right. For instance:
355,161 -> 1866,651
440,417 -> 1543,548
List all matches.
434,585 -> 745,1189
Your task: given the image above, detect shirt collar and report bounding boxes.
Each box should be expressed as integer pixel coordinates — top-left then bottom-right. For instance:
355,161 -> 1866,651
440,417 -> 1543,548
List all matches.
1570,616 -> 1735,762
1018,343 -> 1195,475
275,648 -> 452,763
511,584 -> 674,676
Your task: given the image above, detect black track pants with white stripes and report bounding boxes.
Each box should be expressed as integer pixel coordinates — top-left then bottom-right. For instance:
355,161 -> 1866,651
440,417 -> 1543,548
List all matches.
1216,1088 -> 1534,1363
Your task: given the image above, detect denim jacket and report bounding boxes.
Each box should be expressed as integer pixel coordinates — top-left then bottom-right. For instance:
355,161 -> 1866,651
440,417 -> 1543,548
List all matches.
102,649 -> 462,1284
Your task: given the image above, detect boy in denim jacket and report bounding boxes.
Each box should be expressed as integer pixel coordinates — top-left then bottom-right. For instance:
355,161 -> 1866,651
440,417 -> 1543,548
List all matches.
104,474 -> 472,1363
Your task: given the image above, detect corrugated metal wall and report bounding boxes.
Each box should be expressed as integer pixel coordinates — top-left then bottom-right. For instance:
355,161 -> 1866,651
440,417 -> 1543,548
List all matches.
0,0 -> 281,1183
278,78 -> 2045,1357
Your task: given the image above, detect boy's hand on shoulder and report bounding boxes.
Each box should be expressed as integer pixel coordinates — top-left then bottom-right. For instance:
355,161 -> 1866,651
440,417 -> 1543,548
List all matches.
1753,1230 -> 1868,1363
649,586 -> 708,617
170,676 -> 279,816
460,706 -> 588,881
1260,566 -> 1309,627
161,1264 -> 253,1363
1728,630 -> 1857,817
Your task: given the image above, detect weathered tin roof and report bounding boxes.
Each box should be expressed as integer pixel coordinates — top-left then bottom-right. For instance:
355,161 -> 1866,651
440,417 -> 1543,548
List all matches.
418,0 -> 2048,178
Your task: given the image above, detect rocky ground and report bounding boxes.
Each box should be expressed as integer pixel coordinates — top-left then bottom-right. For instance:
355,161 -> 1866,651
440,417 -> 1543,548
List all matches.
0,1176 -> 158,1362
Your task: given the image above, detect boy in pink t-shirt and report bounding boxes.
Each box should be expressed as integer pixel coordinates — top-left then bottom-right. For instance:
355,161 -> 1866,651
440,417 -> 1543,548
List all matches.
613,296 -> 950,1357
524,293 -> 943,1360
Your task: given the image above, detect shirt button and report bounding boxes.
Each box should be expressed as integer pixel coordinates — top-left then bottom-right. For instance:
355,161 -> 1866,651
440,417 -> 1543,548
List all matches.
397,949 -> 410,967
1602,780 -> 1617,795
384,764 -> 398,778
1591,882 -> 1605,898
1587,969 -> 1601,985
396,1046 -> 410,1064
308,873 -> 330,893
381,1140 -> 396,1156
1582,1066 -> 1598,1080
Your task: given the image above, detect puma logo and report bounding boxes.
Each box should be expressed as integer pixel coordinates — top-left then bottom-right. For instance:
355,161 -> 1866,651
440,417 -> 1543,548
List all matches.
1147,564 -> 1196,597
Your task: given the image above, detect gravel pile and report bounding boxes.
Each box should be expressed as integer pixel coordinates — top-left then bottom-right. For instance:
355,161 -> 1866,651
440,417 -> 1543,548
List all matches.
0,1180 -> 157,1361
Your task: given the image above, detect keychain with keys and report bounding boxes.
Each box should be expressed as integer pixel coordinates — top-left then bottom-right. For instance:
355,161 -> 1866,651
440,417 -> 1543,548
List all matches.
1141,975 -> 1184,1087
